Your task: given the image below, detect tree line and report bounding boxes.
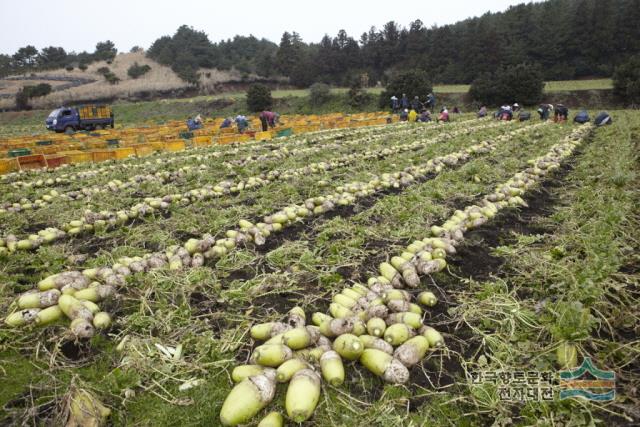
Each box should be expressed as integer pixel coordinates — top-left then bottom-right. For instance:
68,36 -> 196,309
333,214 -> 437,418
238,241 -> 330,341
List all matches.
3,0 -> 639,106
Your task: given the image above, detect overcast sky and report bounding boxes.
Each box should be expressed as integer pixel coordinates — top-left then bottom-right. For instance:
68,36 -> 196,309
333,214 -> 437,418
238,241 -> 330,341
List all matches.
1,0 -> 539,55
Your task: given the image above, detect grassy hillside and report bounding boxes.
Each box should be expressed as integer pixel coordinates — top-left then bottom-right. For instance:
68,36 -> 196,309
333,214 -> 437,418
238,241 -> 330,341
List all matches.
0,52 -> 258,110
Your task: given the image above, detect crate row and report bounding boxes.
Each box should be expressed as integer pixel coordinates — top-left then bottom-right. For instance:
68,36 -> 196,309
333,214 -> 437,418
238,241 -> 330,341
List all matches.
0,112 -> 392,175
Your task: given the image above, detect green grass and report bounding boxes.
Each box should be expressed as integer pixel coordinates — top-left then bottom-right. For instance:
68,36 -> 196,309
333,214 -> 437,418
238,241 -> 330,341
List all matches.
543,78 -> 613,91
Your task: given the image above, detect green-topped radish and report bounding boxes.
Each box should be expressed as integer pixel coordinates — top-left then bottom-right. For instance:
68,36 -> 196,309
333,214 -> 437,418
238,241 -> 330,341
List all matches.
366,317 -> 386,337
286,369 -> 321,422
394,336 -> 430,367
250,344 -> 293,367
333,334 -> 363,361
220,369 -> 276,426
359,349 -> 409,384
276,358 -> 309,383
320,350 -> 345,386
384,323 -> 415,346
231,365 -> 267,383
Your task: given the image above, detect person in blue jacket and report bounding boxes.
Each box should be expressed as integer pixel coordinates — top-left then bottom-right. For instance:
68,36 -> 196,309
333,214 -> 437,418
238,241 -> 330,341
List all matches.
400,93 -> 410,110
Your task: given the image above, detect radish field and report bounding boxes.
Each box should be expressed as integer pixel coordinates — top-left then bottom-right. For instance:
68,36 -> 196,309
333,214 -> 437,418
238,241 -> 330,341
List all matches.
1,113 -> 638,426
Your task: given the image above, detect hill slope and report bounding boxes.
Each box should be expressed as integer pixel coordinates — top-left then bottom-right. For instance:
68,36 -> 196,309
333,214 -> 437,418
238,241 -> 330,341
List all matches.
0,51 -> 265,110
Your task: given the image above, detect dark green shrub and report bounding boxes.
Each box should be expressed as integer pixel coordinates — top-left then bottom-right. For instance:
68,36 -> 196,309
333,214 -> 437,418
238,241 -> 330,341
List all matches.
104,72 -> 120,85
469,63 -> 543,106
613,55 -> 640,105
380,69 -> 433,107
246,83 -> 273,112
309,83 -> 331,105
127,62 -> 151,79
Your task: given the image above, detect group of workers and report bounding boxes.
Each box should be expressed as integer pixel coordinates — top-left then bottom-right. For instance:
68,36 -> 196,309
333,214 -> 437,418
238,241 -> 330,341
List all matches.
391,93 -> 436,113
189,110 -> 280,134
478,102 -> 612,126
392,92 -> 460,123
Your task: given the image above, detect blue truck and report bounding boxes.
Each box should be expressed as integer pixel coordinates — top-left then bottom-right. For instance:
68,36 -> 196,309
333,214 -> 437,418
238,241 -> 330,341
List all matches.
45,104 -> 114,133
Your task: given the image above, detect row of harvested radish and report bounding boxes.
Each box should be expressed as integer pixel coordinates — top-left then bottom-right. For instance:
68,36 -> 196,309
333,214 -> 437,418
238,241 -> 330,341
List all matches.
2,123 -> 515,334
0,120 -> 494,252
0,167 -> 196,214
376,124 -> 592,292
217,124 -> 592,426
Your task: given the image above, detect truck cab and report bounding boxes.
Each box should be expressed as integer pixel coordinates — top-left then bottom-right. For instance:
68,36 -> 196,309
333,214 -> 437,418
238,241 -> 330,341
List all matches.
45,108 -> 78,133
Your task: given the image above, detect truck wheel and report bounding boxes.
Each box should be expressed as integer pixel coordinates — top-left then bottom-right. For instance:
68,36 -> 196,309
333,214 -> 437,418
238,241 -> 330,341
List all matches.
95,124 -> 103,130
64,126 -> 75,134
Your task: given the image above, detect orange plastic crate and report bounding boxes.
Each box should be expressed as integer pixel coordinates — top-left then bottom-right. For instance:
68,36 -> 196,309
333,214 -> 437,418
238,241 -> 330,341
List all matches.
18,154 -> 47,170
45,155 -> 68,169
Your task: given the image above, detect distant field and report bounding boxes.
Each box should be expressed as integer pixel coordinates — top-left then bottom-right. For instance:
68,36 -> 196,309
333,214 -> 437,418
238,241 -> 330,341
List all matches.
543,78 -> 613,91
205,79 -> 614,100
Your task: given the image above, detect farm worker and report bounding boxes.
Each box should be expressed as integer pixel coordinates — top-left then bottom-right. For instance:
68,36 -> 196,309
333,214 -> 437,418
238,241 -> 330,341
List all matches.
194,114 -> 203,125
235,115 -> 249,133
426,93 -> 436,110
408,109 -> 418,122
573,110 -> 590,124
478,106 -> 487,118
554,104 -> 569,122
265,111 -> 278,127
418,110 -> 432,122
438,107 -> 449,122
390,95 -> 399,112
411,96 -> 422,112
594,111 -> 612,126
537,104 -> 552,120
400,93 -> 410,110
497,105 -> 512,121
186,117 -> 202,131
512,103 -> 521,112
259,111 -> 269,131
399,109 -> 409,121
220,117 -> 233,129
452,106 -> 461,114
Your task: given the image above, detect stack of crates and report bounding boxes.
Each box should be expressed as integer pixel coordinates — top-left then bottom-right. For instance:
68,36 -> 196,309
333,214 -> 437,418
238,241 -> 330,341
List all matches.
78,105 -> 112,120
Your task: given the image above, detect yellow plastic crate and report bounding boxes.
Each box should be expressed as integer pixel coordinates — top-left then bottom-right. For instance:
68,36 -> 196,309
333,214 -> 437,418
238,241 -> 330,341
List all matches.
113,147 -> 136,160
164,140 -> 186,152
193,136 -> 212,147
91,150 -> 116,163
135,145 -> 154,157
148,141 -> 165,152
58,150 -> 92,164
0,158 -> 19,175
254,131 -> 272,141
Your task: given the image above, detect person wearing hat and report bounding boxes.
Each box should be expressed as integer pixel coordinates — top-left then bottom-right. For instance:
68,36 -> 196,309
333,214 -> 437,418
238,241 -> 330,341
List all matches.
399,109 -> 409,121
